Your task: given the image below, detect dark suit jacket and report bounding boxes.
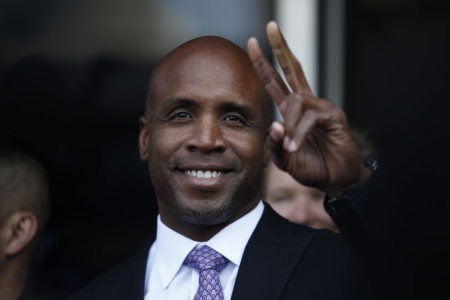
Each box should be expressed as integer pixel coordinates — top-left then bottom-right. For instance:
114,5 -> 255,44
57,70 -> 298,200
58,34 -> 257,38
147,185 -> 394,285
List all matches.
69,204 -> 371,300
325,166 -> 450,300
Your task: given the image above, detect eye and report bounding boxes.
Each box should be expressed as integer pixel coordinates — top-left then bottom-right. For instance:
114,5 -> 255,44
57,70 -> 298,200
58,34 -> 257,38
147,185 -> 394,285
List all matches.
170,111 -> 192,119
224,114 -> 245,124
269,190 -> 294,203
272,195 -> 292,202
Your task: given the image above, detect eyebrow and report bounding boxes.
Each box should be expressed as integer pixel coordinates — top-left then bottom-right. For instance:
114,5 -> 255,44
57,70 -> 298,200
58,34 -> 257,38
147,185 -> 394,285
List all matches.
218,102 -> 254,118
161,97 -> 198,109
162,97 -> 254,117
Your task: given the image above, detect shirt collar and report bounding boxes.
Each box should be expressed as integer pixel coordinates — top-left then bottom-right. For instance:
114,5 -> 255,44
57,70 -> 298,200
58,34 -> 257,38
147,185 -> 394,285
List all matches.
153,201 -> 264,290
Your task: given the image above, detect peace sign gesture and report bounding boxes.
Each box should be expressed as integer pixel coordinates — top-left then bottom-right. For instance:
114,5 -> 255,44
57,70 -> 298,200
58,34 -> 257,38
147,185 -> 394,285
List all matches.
247,21 -> 371,197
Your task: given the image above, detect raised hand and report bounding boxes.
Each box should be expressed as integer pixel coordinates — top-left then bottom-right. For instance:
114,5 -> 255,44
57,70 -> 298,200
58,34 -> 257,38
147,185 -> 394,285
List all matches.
247,21 -> 371,197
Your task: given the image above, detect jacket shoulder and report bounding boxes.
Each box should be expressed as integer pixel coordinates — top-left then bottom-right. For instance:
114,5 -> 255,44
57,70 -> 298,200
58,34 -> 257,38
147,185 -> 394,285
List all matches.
67,242 -> 151,300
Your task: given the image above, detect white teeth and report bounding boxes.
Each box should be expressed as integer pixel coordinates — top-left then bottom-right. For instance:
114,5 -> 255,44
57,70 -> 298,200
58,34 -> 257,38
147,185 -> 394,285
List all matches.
184,170 -> 223,179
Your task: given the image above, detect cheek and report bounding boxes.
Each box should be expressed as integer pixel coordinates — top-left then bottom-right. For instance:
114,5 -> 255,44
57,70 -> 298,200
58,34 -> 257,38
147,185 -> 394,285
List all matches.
148,127 -> 184,159
146,130 -> 179,185
227,131 -> 266,165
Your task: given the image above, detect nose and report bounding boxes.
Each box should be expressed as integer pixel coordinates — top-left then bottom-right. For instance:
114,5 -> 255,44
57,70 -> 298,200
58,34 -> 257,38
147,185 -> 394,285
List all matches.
185,116 -> 227,153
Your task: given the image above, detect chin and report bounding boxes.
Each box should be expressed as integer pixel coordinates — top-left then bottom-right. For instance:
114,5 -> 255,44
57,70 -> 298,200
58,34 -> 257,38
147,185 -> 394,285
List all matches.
175,197 -> 234,226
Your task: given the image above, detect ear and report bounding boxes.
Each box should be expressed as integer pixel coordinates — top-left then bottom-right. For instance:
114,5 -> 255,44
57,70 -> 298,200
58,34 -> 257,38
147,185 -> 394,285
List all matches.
4,211 -> 38,256
139,116 -> 150,161
263,128 -> 272,168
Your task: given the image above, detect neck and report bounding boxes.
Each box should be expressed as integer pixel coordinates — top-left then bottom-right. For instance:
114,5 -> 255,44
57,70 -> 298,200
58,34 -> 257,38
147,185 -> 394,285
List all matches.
177,223 -> 228,242
0,254 -> 29,300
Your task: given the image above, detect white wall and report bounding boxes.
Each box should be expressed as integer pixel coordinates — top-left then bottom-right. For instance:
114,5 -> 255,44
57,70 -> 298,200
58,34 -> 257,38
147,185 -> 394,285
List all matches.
275,0 -> 319,95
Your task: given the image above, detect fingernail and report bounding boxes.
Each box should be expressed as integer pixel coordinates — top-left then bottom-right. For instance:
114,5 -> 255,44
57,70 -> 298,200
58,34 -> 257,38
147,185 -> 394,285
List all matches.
288,140 -> 297,152
283,136 -> 290,149
272,121 -> 284,132
267,21 -> 278,31
248,36 -> 258,46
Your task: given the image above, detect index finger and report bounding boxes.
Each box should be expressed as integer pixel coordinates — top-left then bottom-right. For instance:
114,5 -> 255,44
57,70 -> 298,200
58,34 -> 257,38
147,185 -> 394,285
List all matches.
247,36 -> 290,106
266,21 -> 314,95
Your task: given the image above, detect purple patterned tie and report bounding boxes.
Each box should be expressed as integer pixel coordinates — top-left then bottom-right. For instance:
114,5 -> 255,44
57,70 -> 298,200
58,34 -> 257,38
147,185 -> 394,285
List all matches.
184,245 -> 229,300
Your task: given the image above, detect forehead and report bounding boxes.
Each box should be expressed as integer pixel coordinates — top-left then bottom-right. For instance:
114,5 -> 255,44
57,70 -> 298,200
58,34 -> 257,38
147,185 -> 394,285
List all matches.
149,48 -> 268,112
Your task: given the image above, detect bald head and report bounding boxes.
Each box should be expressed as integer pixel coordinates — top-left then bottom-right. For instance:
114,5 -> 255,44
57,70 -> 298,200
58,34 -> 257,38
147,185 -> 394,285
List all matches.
145,36 -> 272,122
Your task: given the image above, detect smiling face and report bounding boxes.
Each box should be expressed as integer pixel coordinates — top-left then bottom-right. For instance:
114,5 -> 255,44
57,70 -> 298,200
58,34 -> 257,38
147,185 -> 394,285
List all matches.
139,37 -> 272,240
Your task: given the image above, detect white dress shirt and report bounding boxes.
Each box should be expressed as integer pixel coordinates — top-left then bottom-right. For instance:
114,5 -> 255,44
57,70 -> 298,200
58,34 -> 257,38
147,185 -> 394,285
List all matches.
143,201 -> 264,300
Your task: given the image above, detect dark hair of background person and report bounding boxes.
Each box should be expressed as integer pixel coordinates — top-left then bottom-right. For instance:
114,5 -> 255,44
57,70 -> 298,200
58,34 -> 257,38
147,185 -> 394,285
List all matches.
0,133 -> 51,299
0,135 -> 50,227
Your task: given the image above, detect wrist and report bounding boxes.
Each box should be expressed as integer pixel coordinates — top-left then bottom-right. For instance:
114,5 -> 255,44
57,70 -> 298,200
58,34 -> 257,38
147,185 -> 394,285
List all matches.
324,158 -> 378,198
324,158 -> 379,216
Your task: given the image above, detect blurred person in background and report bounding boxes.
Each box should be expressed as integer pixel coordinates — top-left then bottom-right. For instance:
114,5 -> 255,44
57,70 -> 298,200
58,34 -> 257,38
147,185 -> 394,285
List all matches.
264,161 -> 337,231
0,138 -> 50,300
264,128 -> 376,232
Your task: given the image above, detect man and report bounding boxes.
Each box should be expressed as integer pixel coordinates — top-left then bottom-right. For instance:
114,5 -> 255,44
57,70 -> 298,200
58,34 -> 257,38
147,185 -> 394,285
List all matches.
70,21 -> 372,299
0,141 -> 50,300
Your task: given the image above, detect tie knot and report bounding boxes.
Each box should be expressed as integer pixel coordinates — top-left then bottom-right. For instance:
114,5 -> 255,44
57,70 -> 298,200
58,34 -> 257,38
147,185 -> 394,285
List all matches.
184,245 -> 229,273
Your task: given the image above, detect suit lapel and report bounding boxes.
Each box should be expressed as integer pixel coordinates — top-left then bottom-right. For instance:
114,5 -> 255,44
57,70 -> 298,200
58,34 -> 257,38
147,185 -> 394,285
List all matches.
231,204 -> 315,300
94,240 -> 153,300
